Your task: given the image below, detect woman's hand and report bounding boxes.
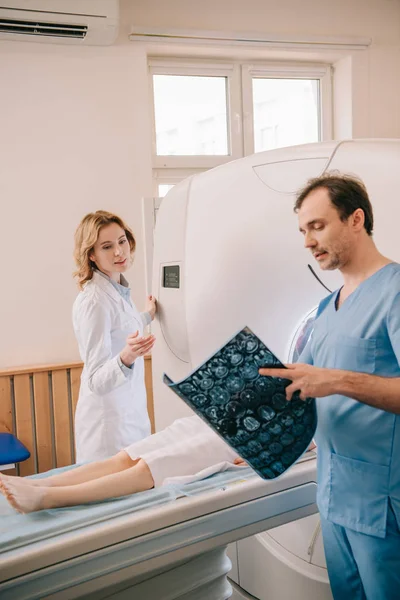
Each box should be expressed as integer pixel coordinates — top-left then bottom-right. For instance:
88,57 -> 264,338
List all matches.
146,295 -> 157,320
120,331 -> 156,367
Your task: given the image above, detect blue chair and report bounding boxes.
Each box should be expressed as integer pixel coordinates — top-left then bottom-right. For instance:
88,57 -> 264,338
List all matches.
0,433 -> 30,467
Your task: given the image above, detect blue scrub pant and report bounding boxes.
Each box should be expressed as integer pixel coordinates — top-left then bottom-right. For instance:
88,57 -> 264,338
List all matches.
320,501 -> 400,600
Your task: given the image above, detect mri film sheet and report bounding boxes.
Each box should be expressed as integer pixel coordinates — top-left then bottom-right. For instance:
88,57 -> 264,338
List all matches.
164,327 -> 317,480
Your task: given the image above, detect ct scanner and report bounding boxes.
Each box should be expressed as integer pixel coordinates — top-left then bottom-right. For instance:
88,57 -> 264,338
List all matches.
0,139 -> 399,599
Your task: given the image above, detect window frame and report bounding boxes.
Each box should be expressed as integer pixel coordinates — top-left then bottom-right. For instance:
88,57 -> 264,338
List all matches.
149,59 -> 243,169
152,168 -> 205,197
149,58 -> 332,177
241,62 -> 332,155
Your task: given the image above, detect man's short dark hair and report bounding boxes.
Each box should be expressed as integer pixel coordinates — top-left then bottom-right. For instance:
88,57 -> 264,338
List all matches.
294,172 -> 374,236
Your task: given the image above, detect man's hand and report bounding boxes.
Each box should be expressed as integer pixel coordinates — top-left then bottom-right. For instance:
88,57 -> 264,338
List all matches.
234,457 -> 248,467
260,364 -> 400,414
258,363 -> 338,400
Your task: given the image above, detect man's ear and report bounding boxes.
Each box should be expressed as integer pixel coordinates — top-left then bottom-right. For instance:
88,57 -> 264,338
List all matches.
352,208 -> 365,232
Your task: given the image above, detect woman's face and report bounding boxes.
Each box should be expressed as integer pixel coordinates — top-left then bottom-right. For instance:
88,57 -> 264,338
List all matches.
90,222 -> 131,281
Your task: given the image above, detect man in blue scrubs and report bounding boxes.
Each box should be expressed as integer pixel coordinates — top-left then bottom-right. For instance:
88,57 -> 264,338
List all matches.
260,173 -> 400,600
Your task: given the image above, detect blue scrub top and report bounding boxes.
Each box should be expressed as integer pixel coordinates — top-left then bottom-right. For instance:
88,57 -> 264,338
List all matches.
300,263 -> 400,538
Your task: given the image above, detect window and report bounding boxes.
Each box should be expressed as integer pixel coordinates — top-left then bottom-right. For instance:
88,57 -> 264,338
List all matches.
150,59 -> 332,184
145,60 -> 331,302
146,59 -> 331,270
150,61 -> 243,170
241,63 -> 331,155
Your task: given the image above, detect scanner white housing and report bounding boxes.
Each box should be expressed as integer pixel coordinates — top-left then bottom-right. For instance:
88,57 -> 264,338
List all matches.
152,139 -> 400,431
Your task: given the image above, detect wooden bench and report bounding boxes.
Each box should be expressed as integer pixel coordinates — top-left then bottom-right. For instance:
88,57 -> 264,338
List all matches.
0,356 -> 154,476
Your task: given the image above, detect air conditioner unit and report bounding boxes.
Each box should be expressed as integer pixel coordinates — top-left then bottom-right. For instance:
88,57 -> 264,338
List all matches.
0,0 -> 119,46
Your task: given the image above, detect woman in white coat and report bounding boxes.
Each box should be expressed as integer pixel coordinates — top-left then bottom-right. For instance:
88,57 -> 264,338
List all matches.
72,210 -> 157,463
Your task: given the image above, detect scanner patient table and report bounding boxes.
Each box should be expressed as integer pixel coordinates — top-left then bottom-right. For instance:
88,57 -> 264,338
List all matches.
0,455 -> 317,600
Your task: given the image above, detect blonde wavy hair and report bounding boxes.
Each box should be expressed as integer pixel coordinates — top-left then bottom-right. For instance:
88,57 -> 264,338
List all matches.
73,210 -> 136,289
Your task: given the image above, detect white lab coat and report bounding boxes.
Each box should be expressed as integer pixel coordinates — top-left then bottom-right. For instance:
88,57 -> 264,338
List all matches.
73,271 -> 151,463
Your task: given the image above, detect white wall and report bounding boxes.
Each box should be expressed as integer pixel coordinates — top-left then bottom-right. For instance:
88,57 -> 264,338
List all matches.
0,0 -> 400,367
0,41 -> 153,366
128,0 -> 400,40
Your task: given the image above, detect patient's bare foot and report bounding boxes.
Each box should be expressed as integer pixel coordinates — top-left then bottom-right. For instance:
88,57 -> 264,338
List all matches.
1,477 -> 46,513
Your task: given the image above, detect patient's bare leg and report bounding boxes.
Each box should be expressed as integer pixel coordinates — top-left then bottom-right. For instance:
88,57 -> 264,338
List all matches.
0,451 -> 136,489
1,458 -> 154,514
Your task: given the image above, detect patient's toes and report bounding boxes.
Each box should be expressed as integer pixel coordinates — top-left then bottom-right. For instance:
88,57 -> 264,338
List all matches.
3,488 -> 23,513
0,474 -> 12,494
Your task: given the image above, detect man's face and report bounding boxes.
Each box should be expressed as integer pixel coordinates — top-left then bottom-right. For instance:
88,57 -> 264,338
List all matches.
297,187 -> 353,271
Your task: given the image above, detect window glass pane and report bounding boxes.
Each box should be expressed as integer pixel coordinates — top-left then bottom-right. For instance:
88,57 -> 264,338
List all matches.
158,184 -> 175,197
153,75 -> 229,156
252,78 -> 319,152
